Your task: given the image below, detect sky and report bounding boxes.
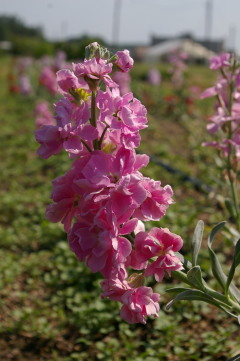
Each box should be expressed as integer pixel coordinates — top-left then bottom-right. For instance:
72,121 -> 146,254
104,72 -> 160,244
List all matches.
1,0 -> 240,52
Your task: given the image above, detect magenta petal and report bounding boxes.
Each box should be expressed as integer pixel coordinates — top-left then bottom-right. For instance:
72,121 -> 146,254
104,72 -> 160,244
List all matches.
79,124 -> 98,141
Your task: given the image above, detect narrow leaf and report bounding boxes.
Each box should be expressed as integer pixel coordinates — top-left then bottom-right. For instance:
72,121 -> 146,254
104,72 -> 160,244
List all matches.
166,289 -> 229,311
192,220 -> 204,266
208,222 -> 228,291
208,224 -> 240,302
166,287 -> 192,295
226,239 -> 240,295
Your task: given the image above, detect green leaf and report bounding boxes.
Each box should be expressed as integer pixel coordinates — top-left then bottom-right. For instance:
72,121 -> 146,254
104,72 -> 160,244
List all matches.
226,239 -> 240,296
208,222 -> 240,302
166,289 -> 229,311
207,222 -> 228,291
166,287 -> 192,295
191,220 -> 204,266
187,266 -> 206,291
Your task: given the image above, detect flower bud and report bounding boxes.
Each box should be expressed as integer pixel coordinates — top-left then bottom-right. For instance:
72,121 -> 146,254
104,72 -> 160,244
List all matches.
85,42 -> 110,60
128,273 -> 145,288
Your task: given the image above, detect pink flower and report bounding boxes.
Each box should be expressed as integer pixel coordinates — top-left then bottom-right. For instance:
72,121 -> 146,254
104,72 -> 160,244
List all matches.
56,69 -> 85,95
148,68 -> 161,86
109,174 -> 147,224
206,107 -> 233,134
115,50 -> 134,72
131,227 -> 183,281
39,67 -> 57,95
19,74 -> 32,95
35,98 -> 94,158
209,53 -> 231,70
73,58 -> 117,88
35,101 -> 55,128
112,71 -> 131,95
101,277 -> 131,301
201,79 -> 227,99
133,178 -> 173,221
120,286 -> 160,324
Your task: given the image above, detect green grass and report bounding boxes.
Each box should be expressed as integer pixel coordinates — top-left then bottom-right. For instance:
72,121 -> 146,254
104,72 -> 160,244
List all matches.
0,55 -> 239,361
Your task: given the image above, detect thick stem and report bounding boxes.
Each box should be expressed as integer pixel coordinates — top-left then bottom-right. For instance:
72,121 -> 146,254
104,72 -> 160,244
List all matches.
90,90 -> 99,150
228,298 -> 240,314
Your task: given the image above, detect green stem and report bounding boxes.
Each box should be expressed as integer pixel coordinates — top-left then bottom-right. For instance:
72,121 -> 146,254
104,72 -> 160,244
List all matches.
90,90 -> 99,150
228,298 -> 240,314
76,137 -> 92,153
225,71 -> 240,232
90,91 -> 97,127
99,125 -> 110,149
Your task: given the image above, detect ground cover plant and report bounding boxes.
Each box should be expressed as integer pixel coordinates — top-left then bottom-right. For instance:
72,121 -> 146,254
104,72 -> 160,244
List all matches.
0,46 -> 240,361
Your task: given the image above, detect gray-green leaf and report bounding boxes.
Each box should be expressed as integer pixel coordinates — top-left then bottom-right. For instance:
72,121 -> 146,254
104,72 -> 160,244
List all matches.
192,220 -> 204,266
226,239 -> 240,297
166,289 -> 228,311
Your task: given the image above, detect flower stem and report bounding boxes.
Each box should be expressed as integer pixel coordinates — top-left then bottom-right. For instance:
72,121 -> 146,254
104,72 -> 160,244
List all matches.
90,90 -> 99,150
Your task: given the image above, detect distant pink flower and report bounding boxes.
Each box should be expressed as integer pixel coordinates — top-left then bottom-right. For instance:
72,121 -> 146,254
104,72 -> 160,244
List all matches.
19,74 -> 32,95
206,107 -> 233,134
200,79 -> 227,99
35,101 -> 55,128
115,50 -> 134,72
148,68 -> 161,85
210,53 -> 231,70
112,71 -> 131,95
39,67 -> 57,95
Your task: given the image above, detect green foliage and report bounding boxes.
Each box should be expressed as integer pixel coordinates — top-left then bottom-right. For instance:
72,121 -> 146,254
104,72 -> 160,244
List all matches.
11,36 -> 55,57
0,15 -> 43,41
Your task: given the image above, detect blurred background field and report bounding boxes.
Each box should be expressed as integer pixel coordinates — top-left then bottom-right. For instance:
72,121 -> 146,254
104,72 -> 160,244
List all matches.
1,1 -> 240,360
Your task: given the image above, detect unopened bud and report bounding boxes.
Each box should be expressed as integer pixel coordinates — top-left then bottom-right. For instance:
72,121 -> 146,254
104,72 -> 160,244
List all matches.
128,273 -> 145,288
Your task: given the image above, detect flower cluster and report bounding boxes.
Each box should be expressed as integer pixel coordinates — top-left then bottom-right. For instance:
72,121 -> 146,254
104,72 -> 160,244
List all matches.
35,43 -> 183,324
168,50 -> 188,88
39,51 -> 69,95
201,53 -> 240,160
